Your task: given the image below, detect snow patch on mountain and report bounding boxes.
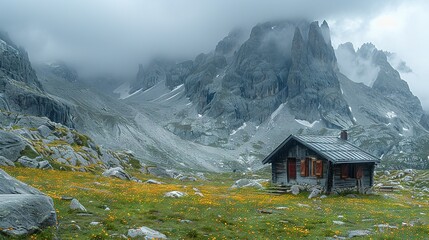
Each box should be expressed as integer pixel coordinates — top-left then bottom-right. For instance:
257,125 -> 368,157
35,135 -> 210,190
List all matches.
386,111 -> 397,119
114,82 -> 143,100
295,119 -> 319,128
230,122 -> 247,136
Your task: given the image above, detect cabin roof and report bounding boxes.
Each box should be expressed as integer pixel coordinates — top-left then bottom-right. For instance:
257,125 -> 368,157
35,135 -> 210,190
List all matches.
262,134 -> 380,164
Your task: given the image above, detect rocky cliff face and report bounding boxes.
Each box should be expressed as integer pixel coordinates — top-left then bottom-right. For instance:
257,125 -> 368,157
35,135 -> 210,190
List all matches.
0,33 -> 74,127
121,20 -> 429,169
129,20 -> 354,129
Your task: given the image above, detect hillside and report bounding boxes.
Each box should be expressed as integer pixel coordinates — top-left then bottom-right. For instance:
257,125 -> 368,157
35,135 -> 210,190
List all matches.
2,167 -> 428,239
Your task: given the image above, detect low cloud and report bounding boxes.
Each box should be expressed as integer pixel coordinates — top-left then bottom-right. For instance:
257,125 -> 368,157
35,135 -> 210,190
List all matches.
0,0 -> 427,110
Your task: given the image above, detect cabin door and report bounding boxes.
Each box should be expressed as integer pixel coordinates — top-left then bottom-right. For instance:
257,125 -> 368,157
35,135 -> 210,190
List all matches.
287,158 -> 296,181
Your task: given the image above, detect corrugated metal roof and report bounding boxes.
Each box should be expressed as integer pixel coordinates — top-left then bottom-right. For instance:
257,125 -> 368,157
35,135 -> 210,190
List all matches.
262,135 -> 380,164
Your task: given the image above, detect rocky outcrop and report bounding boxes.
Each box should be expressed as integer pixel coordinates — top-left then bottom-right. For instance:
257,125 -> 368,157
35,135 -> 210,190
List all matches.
102,167 -> 132,180
336,42 -> 424,122
0,129 -> 26,161
0,32 -> 74,127
287,22 -> 352,128
215,28 -> 244,56
0,169 -> 57,236
130,61 -> 170,93
47,61 -> 78,82
0,110 -> 136,171
0,32 -> 42,90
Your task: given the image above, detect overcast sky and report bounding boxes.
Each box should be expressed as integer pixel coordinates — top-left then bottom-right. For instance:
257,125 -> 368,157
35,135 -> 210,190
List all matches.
0,0 -> 428,110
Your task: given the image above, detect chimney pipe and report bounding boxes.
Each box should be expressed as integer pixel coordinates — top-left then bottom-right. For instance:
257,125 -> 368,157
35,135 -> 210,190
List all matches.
340,130 -> 348,140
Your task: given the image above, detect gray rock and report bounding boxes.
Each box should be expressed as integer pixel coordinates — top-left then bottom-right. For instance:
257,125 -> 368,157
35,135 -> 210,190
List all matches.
102,167 -> 131,180
180,219 -> 192,223
320,195 -> 327,199
127,226 -> 167,239
196,172 -> 207,180
164,191 -> 187,198
404,169 -> 415,174
145,179 -> 163,184
145,166 -> 172,178
0,156 -> 15,166
0,169 -> 43,194
290,185 -> 300,195
348,230 -> 372,238
38,160 -> 53,169
178,176 -> 197,181
0,168 -> 57,236
333,220 -> 345,225
374,224 -> 398,232
0,194 -> 57,236
308,188 -> 321,199
100,149 -> 122,167
37,125 -> 52,138
402,176 -> 413,182
131,177 -> 142,183
0,130 -> 26,161
231,179 -> 263,189
70,198 -> 87,212
17,156 -> 39,168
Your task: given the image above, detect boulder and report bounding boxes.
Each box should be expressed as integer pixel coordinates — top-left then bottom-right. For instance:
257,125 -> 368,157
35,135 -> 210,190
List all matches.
178,176 -> 197,181
70,198 -> 87,212
164,191 -> 187,198
402,176 -> 413,182
145,179 -> 163,184
290,185 -> 300,195
230,179 -> 264,189
38,160 -> 53,170
145,166 -> 172,178
308,188 -> 321,199
102,167 -> 131,180
127,226 -> 167,239
0,169 -> 57,236
0,194 -> 57,236
17,156 -> 39,168
0,130 -> 26,161
0,156 -> 15,166
0,169 -> 42,194
37,125 -> 52,138
348,230 -> 372,238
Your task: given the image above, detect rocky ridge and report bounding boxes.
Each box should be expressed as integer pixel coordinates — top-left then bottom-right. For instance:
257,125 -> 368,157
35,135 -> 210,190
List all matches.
121,20 -> 429,169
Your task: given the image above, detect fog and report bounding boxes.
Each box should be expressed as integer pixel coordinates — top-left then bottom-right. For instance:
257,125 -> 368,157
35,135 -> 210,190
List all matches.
0,0 -> 428,110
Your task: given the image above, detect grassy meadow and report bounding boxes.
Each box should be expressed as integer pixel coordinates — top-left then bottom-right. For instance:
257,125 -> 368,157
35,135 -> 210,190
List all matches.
1,167 -> 428,239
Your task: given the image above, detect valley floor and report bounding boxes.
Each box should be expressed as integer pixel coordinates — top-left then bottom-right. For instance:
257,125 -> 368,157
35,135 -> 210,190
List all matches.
1,167 -> 429,239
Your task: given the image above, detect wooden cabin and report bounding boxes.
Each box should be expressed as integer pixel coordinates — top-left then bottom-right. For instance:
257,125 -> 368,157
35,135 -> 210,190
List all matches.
262,131 -> 380,193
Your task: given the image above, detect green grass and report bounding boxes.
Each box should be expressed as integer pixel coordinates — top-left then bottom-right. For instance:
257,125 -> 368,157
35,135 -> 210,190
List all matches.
19,145 -> 40,159
1,167 -> 429,239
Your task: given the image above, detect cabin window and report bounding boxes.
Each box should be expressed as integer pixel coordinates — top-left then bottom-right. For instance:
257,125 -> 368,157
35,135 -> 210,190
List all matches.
341,164 -> 361,179
301,158 -> 323,178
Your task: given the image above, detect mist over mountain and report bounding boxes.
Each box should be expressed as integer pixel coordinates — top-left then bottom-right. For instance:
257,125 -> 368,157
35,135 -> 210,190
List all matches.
1,5 -> 429,170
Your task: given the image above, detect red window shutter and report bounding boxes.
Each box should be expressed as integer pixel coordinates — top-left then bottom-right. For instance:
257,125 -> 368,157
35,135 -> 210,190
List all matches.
315,160 -> 323,178
341,164 -> 348,179
300,159 -> 307,176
